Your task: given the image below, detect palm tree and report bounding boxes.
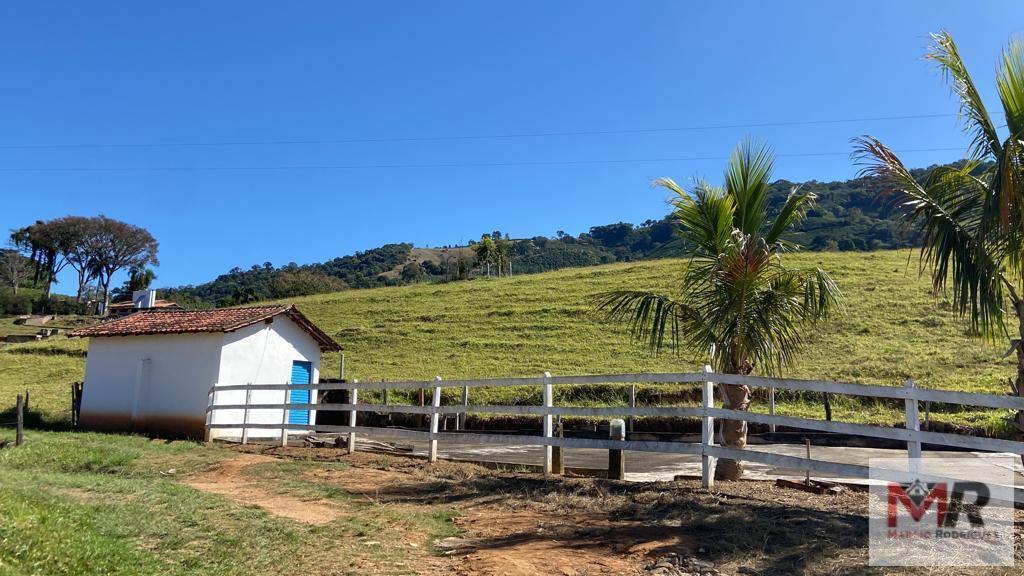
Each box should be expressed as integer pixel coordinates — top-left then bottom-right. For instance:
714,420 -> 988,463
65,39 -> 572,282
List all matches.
599,140 -> 844,480
853,31 -> 1024,443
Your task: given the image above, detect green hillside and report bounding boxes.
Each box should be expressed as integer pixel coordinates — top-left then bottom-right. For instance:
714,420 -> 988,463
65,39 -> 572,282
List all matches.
1,250 -> 1018,435
158,164 -> 949,307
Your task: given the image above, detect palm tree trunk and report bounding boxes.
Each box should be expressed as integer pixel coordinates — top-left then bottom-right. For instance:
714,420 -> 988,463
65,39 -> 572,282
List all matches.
715,383 -> 751,481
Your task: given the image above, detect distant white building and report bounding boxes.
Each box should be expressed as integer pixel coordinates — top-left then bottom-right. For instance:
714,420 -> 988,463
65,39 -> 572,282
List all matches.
70,304 -> 341,439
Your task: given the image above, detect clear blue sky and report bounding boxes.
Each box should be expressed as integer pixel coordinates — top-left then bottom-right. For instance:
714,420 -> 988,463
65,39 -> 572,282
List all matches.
1,1 -> 1021,289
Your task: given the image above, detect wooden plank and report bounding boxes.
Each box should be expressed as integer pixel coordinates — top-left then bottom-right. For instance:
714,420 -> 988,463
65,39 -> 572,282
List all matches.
707,445 -> 870,478
207,372 -> 706,393
707,408 -> 915,442
912,428 -> 1024,455
207,373 -> 1024,411
775,478 -> 842,495
207,423 -> 704,454
205,402 -> 704,418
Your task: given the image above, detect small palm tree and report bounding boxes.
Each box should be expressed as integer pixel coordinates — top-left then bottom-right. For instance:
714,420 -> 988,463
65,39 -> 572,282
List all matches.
599,140 -> 844,480
853,31 -> 1024,443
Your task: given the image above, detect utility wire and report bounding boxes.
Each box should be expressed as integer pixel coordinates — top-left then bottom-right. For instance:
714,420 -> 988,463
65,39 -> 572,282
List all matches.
0,113 -> 958,150
0,146 -> 965,172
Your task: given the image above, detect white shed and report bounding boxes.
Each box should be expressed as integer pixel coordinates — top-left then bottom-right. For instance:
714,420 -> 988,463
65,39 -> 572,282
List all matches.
70,304 -> 341,439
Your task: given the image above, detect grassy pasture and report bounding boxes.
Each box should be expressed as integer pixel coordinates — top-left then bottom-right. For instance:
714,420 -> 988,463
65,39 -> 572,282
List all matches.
0,429 -> 458,575
0,250 -> 1018,435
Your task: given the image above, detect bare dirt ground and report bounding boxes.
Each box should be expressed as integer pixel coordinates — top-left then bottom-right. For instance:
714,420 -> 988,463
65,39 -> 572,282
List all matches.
184,453 -> 345,525
188,444 -> 1024,576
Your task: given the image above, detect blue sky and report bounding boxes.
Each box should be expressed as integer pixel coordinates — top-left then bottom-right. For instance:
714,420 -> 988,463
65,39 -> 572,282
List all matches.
1,1 -> 1021,289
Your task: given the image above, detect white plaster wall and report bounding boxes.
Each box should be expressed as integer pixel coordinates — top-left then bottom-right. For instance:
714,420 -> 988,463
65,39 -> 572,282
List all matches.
211,315 -> 322,439
78,333 -> 224,438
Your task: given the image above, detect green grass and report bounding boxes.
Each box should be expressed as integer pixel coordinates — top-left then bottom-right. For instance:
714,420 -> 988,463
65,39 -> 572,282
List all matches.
0,429 -> 458,575
1,250 -> 1019,434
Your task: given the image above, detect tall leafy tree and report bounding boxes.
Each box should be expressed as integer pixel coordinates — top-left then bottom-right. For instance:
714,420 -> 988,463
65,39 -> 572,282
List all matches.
50,216 -> 101,302
599,141 -> 844,480
88,216 -> 159,315
853,31 -> 1024,442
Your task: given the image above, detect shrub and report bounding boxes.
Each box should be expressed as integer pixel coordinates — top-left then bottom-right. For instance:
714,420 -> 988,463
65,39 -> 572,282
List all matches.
0,291 -> 32,314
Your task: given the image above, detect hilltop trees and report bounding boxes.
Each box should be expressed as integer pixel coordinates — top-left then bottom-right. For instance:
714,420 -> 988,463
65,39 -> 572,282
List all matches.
599,141 -> 844,480
9,215 -> 159,314
854,31 -> 1024,441
10,220 -> 73,299
0,249 -> 32,296
471,232 -> 512,277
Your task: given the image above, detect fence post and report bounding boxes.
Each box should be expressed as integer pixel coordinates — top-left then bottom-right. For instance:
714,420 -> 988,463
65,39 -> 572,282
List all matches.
627,384 -> 636,433
543,372 -> 553,476
768,386 -> 776,433
241,386 -> 252,445
608,418 -> 626,480
457,385 -> 469,431
71,383 -> 78,427
348,384 -> 358,454
904,379 -> 922,469
701,365 -> 715,489
551,416 -> 564,475
204,385 -> 217,443
280,382 -> 289,447
15,393 -> 24,447
429,376 -> 442,463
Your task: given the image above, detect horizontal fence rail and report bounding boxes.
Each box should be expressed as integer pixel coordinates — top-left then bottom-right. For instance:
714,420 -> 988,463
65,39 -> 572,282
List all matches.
205,370 -> 1024,491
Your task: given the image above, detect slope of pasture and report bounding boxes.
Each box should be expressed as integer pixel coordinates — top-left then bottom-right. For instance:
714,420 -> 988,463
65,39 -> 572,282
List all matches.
0,250 -> 1016,433
292,249 -> 1014,432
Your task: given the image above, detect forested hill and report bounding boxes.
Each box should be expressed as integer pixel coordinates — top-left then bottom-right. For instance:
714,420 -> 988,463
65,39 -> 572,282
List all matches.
163,167 -> 929,307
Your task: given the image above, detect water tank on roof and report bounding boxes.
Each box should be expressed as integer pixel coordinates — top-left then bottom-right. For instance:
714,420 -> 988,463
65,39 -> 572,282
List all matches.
132,289 -> 157,309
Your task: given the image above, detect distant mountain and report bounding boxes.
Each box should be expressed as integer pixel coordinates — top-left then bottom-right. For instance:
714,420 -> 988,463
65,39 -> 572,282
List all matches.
162,165 -> 945,306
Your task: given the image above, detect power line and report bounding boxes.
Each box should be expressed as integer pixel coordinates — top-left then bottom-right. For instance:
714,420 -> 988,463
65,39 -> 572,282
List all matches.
0,146 -> 965,172
0,113 -> 958,150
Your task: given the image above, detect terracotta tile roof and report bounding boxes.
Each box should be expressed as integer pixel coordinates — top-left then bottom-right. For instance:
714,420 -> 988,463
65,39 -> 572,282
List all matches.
70,304 -> 341,352
107,299 -> 181,310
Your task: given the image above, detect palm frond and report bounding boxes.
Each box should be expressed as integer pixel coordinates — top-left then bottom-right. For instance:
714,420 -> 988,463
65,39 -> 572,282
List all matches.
927,30 -> 1002,160
725,139 -> 774,236
595,290 -> 694,354
659,177 -> 734,256
765,185 -> 815,248
997,37 -> 1024,137
853,135 -> 1008,337
795,267 -> 845,321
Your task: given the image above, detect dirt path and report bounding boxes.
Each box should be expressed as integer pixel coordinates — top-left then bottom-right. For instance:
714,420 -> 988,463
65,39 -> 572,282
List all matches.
310,462 -> 655,575
184,453 -> 343,525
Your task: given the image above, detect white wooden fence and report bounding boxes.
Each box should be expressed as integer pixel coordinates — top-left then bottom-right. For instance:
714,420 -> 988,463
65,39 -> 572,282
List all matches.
205,369 -> 1024,489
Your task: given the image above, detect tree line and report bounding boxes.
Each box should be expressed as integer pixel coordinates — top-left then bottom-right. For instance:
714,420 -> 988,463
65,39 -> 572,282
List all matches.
4,216 -> 159,315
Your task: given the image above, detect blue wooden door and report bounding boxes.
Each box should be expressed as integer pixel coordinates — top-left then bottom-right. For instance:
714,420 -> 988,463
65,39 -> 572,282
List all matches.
287,361 -> 312,426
